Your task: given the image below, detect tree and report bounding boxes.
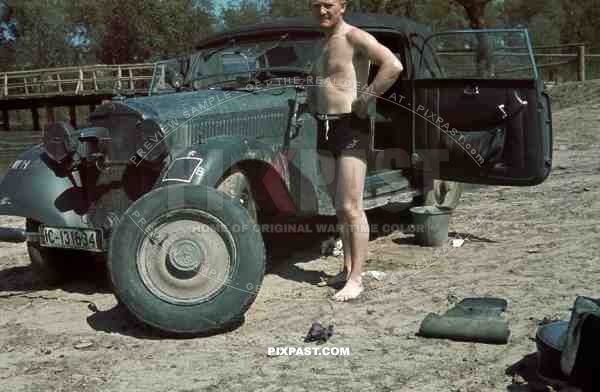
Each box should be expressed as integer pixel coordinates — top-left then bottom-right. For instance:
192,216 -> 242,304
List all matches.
221,0 -> 267,30
268,0 -> 306,18
560,0 -> 600,47
68,0 -> 215,64
0,0 -> 15,71
7,0 -> 82,69
417,1 -> 468,31
453,0 -> 494,76
502,0 -> 565,45
453,0 -> 493,29
0,0 -> 9,22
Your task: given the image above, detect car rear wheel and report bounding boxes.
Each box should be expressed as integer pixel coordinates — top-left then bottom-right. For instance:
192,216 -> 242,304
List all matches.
108,184 -> 265,336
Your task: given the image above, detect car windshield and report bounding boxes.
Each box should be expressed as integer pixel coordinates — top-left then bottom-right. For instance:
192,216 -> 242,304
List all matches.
150,36 -> 318,94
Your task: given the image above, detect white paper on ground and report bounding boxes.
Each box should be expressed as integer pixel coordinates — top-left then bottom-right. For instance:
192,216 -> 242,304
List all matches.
452,239 -> 465,248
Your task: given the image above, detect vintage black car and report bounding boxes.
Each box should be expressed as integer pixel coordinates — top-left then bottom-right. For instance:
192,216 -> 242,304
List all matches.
0,14 -> 552,335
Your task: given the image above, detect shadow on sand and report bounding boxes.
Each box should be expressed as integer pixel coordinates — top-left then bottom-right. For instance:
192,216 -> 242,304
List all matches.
505,352 -> 569,392
2,205 -> 459,338
0,260 -> 112,296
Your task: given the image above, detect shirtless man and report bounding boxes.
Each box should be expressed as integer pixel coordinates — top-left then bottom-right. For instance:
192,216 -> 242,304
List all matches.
308,0 -> 403,301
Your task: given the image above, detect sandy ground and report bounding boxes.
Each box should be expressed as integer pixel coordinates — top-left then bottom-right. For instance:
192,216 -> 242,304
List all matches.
0,80 -> 599,391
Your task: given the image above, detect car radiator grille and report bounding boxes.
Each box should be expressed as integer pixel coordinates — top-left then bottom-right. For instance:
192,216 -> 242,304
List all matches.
166,108 -> 289,146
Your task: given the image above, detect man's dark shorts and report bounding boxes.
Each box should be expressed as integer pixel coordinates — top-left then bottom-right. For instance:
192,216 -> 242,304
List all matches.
315,113 -> 370,160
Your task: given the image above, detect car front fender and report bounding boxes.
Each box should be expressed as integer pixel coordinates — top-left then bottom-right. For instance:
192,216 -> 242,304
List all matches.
158,136 -> 303,213
159,136 -> 284,186
0,145 -> 88,227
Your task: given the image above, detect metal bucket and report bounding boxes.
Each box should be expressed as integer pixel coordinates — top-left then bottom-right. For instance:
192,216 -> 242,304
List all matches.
410,206 -> 452,247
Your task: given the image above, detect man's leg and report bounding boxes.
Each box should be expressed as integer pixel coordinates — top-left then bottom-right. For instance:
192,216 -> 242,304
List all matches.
333,153 -> 368,301
318,151 -> 351,284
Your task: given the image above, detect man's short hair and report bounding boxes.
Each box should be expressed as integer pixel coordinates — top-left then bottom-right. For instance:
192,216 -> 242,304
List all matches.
309,0 -> 347,6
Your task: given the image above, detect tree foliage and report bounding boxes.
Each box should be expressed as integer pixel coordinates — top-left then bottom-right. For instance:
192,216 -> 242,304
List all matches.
1,0 -> 598,72
453,0 -> 493,28
268,0 -> 307,18
0,0 -> 214,70
559,0 -> 600,49
221,0 -> 267,30
68,0 -> 214,63
5,0 -> 83,69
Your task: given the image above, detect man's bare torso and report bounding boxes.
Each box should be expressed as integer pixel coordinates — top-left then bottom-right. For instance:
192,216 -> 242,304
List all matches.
311,24 -> 370,114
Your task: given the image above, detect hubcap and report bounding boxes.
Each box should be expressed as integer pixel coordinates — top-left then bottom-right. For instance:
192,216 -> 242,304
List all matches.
136,210 -> 235,305
165,239 -> 204,279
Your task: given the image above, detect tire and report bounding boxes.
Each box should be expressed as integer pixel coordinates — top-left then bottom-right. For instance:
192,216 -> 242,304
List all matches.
424,179 -> 463,209
108,184 -> 265,336
26,219 -> 82,285
216,169 -> 258,222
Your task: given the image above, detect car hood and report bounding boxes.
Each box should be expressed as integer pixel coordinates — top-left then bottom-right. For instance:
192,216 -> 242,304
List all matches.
102,86 -> 299,149
122,87 -> 294,124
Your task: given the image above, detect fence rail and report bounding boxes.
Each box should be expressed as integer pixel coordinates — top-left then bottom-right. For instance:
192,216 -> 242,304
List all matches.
438,43 -> 598,82
1,43 -> 597,101
1,63 -> 154,99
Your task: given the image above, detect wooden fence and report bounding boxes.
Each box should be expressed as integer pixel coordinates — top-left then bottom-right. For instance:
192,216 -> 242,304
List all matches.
0,63 -> 154,100
531,43 -> 600,82
438,43 -> 600,82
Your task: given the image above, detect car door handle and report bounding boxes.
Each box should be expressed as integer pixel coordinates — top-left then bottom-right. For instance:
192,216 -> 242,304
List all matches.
463,85 -> 480,96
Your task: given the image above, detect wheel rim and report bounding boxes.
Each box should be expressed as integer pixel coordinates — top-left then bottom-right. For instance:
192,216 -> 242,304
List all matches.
136,209 -> 236,305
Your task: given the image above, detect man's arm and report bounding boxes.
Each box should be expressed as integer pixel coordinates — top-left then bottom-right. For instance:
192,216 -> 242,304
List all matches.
348,27 -> 403,99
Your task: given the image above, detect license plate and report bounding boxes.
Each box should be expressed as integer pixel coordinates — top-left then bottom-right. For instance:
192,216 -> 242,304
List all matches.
40,226 -> 103,252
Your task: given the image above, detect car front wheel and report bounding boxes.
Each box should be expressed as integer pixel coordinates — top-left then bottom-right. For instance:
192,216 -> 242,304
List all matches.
108,184 -> 265,335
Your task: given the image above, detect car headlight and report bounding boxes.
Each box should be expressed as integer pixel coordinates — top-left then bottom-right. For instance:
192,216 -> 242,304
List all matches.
42,122 -> 79,164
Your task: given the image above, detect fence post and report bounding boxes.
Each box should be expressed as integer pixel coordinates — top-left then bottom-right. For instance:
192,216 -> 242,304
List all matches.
1,109 -> 9,131
31,108 -> 40,131
57,73 -> 63,93
46,106 -> 55,127
76,68 -> 83,94
577,44 -> 586,81
69,105 -> 77,128
93,68 -> 98,91
129,68 -> 134,91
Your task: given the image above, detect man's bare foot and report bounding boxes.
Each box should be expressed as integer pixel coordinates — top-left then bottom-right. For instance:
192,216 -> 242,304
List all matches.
317,270 -> 348,288
333,278 -> 363,302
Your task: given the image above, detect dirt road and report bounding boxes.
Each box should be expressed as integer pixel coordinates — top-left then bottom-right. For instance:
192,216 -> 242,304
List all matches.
0,81 -> 598,391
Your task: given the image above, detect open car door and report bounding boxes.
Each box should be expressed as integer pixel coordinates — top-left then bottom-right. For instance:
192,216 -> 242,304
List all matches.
411,29 -> 552,186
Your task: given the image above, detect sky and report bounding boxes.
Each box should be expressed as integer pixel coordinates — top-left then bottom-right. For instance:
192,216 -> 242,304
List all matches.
214,0 -> 229,16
